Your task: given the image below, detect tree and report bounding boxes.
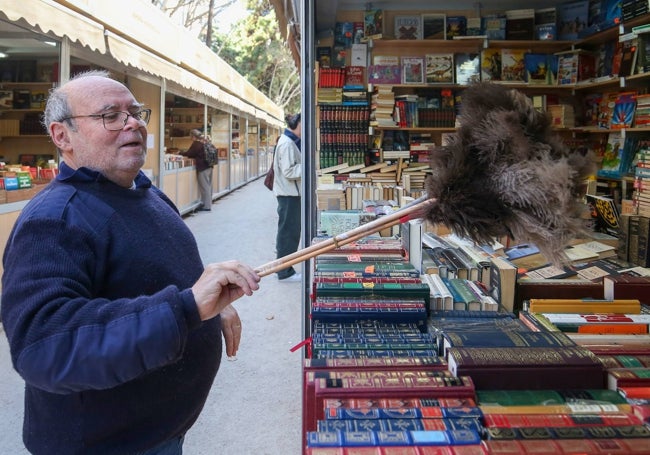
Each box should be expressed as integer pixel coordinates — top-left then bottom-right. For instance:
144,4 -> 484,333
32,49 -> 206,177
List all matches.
152,0 -> 300,113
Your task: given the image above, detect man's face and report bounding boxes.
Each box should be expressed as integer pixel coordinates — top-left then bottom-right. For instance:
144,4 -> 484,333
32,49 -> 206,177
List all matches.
50,76 -> 148,187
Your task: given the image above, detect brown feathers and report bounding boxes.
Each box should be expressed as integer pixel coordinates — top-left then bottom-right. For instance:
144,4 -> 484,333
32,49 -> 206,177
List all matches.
424,82 -> 596,264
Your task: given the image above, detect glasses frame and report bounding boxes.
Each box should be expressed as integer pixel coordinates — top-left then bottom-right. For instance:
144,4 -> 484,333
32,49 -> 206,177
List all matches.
60,109 -> 152,131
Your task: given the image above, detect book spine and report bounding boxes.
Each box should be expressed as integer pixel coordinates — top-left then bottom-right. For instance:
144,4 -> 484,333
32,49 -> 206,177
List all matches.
317,417 -> 483,432
306,428 -> 482,447
322,397 -> 477,409
485,424 -> 650,440
483,412 -> 641,428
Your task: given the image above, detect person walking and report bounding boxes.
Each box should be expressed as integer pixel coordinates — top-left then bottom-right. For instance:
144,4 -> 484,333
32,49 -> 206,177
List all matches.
182,129 -> 213,211
273,113 -> 302,282
1,70 -> 260,454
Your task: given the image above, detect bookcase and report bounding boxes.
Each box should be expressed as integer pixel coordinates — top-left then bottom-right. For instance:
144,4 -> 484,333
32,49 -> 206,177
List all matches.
164,96 -> 205,153
315,7 -> 650,216
0,81 -> 55,166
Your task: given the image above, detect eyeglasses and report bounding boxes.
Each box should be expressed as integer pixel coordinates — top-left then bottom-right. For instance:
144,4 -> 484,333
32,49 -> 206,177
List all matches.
61,109 -> 152,131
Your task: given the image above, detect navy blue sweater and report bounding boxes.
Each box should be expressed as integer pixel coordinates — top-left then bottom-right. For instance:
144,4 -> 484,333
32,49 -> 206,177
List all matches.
2,163 -> 221,454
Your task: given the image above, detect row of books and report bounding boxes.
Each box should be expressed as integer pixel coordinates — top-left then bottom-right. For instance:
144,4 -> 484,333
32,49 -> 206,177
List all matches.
301,232 -> 650,452
324,3 -> 630,46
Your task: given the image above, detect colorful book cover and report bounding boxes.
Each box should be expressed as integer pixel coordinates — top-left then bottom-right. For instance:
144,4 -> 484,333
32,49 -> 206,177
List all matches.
368,65 -> 402,84
425,53 -> 454,83
481,48 -> 501,81
586,193 -> 621,236
394,15 -> 422,40
558,0 -> 590,40
524,53 -> 549,84
335,22 -> 354,48
316,47 -> 331,68
454,53 -> 480,86
611,91 -> 637,129
364,9 -> 383,37
400,57 -> 424,84
500,49 -> 526,82
446,15 -> 467,39
483,14 -> 506,40
421,13 -> 446,39
557,52 -> 578,85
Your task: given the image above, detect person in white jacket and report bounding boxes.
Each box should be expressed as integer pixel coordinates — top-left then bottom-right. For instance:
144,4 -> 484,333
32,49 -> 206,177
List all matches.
273,113 -> 302,281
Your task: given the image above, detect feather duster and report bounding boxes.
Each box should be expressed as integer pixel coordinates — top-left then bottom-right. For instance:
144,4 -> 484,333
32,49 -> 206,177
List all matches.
424,82 -> 596,264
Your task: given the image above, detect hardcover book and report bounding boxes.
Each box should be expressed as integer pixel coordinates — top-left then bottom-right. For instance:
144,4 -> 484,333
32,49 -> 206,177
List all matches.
505,9 -> 535,40
394,15 -> 422,40
489,256 -> 517,313
454,53 -> 480,86
524,53 -> 550,84
558,0 -> 590,40
500,49 -> 526,82
586,193 -> 621,236
448,346 -> 605,390
446,15 -> 467,39
421,13 -> 446,40
364,9 -> 383,38
400,57 -> 424,84
425,53 -> 454,84
603,274 -> 650,304
367,65 -> 401,84
481,48 -> 501,81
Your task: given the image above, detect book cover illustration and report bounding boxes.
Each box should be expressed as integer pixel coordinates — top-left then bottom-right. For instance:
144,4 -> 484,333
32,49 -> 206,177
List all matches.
394,15 -> 422,40
425,53 -> 454,83
332,46 -> 346,68
335,22 -> 354,48
446,15 -> 467,39
500,49 -> 526,82
317,47 -> 331,68
367,65 -> 401,84
524,53 -> 549,84
454,53 -> 480,86
401,57 -> 424,84
558,0 -> 590,40
483,14 -> 506,40
480,48 -> 501,81
422,13 -> 446,39
611,91 -> 637,129
557,52 -> 578,85
599,131 -> 625,176
586,194 -> 621,237
364,9 -> 383,37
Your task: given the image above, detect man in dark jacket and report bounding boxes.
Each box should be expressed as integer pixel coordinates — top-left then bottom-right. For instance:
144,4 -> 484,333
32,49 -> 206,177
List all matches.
1,70 -> 260,454
182,129 -> 213,211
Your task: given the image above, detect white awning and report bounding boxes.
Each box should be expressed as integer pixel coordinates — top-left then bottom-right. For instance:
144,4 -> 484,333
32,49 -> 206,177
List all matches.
1,0 -> 106,53
106,31 -> 181,82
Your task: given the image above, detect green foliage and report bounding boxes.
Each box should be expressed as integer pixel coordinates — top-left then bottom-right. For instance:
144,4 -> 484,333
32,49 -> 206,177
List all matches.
154,0 -> 300,114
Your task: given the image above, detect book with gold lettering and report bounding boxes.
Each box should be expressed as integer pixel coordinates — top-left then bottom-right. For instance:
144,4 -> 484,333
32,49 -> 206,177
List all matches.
526,298 -> 641,314
447,346 -> 605,389
485,424 -> 650,440
303,369 -> 475,435
484,439 -> 650,454
477,388 -> 631,415
483,411 -> 641,428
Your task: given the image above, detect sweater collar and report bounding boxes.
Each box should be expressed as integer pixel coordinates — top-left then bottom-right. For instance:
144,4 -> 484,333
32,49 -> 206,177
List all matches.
57,161 -> 153,189
284,128 -> 301,150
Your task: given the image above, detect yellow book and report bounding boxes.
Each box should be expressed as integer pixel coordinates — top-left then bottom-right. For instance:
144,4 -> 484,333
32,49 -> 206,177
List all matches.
527,299 -> 641,314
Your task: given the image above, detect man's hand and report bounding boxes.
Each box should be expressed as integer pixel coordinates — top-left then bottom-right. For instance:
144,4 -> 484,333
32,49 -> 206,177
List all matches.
220,305 -> 242,357
191,260 -> 260,321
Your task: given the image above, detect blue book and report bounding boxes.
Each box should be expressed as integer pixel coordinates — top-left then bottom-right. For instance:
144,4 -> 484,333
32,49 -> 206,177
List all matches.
558,0 -> 589,40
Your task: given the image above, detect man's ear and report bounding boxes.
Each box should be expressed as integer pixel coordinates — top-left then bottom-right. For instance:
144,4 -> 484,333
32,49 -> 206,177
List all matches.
49,122 -> 72,153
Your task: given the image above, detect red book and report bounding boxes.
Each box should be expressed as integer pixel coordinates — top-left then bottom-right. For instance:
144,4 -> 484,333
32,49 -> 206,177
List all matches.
485,438 -> 650,454
603,274 -> 650,306
608,367 -> 650,390
304,369 -> 475,435
322,397 -> 477,409
483,412 -> 641,428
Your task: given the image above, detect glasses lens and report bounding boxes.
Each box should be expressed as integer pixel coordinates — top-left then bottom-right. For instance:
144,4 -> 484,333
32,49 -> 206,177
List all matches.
102,110 -> 151,130
138,109 -> 151,125
102,112 -> 127,131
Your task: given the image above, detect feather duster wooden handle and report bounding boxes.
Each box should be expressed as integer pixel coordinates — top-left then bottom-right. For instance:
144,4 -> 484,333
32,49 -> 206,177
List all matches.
255,196 -> 436,277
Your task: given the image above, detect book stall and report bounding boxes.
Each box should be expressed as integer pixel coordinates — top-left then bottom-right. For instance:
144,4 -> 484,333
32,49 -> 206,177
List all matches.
283,0 -> 650,453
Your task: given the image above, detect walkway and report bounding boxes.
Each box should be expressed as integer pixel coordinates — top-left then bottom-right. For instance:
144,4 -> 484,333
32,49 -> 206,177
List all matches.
0,178 -> 304,454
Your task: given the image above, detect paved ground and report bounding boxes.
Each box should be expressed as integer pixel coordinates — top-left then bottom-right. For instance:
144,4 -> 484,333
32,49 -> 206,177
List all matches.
0,178 -> 304,454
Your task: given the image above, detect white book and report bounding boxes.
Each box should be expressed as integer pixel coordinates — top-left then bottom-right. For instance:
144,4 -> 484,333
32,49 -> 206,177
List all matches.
429,273 -> 454,310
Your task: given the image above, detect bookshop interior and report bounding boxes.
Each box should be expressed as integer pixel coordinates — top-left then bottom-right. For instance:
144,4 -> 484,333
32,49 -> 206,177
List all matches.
272,0 -> 650,453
